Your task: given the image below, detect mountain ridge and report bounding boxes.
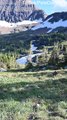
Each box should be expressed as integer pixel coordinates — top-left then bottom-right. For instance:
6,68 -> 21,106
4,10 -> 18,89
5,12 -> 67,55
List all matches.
0,0 -> 46,23
0,0 -> 35,22
31,12 -> 67,33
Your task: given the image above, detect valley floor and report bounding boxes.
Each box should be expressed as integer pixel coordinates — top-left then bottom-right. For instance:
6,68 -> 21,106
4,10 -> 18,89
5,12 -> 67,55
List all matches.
0,69 -> 67,120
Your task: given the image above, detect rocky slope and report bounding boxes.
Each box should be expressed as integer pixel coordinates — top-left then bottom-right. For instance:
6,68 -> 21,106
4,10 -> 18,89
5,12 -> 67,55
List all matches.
27,9 -> 47,21
0,0 -> 47,34
0,0 -> 47,23
0,0 -> 36,22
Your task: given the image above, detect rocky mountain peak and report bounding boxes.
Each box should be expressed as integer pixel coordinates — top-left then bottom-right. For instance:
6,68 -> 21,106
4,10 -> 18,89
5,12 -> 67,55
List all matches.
0,0 -> 37,22
28,9 -> 47,21
0,0 -> 47,34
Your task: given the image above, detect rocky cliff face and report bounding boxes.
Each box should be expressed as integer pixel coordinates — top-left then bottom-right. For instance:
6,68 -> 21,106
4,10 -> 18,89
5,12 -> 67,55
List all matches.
28,9 -> 47,21
0,0 -> 37,22
0,0 -> 47,34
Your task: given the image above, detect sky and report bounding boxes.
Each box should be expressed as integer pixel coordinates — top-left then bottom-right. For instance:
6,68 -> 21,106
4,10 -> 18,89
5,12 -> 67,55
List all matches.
33,0 -> 67,14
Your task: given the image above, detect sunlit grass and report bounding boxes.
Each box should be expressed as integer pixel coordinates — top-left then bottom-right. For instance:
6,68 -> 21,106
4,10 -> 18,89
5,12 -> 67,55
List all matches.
0,69 -> 67,120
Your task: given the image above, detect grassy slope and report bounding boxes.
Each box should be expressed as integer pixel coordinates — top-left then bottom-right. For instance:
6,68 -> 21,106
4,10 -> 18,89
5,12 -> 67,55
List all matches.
0,70 -> 67,120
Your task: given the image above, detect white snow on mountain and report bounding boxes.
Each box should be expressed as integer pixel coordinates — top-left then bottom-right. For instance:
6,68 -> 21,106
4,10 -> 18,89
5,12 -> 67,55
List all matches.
0,20 -> 38,28
31,18 -> 67,32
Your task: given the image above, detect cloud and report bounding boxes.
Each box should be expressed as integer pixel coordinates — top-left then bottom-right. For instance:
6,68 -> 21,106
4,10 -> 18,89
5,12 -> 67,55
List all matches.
33,0 -> 51,5
33,0 -> 67,8
33,0 -> 67,14
52,0 -> 67,8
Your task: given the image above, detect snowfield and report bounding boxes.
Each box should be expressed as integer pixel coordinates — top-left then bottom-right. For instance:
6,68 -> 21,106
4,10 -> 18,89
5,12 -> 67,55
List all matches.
30,44 -> 37,51
16,53 -> 42,64
31,18 -> 67,32
16,44 -> 42,65
0,20 -> 38,28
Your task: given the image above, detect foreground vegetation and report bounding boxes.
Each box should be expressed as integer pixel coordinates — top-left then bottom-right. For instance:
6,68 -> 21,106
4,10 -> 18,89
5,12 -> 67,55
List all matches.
0,32 -> 67,70
0,70 -> 67,120
0,32 -> 67,119
0,40 -> 67,70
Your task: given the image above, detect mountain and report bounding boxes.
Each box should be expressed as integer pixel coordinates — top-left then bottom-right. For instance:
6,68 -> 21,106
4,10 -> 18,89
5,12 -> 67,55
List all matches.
27,9 -> 47,21
31,12 -> 67,33
0,0 -> 47,34
0,0 -> 46,23
0,0 -> 35,22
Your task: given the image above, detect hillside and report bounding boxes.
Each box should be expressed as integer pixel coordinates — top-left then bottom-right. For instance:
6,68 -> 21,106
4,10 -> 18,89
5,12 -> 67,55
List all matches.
31,12 -> 67,33
0,32 -> 67,53
0,1 -> 67,120
0,32 -> 67,70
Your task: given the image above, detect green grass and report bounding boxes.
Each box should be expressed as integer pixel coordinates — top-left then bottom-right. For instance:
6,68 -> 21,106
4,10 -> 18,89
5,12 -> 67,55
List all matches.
0,70 -> 67,120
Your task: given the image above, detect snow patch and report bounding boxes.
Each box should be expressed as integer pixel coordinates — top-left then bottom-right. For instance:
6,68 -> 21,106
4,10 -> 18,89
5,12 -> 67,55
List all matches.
47,29 -> 52,33
46,16 -> 53,22
0,20 -> 38,28
31,19 -> 67,31
30,44 -> 37,51
16,53 -> 42,65
16,43 -> 38,64
16,56 -> 28,64
34,18 -> 43,23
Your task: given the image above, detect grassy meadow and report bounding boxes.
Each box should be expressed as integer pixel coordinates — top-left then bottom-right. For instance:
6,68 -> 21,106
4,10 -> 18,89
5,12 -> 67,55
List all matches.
0,69 -> 67,120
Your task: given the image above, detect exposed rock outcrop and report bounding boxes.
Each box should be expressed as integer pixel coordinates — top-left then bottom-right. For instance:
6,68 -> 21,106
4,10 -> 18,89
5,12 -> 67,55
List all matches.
0,0 -> 36,22
28,9 -> 47,21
